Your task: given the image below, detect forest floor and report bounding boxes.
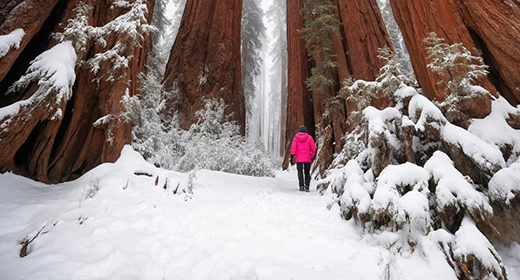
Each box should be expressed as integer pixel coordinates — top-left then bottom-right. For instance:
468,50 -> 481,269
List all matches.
1,148 -> 520,279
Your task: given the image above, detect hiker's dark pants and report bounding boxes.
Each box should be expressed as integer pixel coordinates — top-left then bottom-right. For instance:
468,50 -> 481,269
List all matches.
297,162 -> 311,187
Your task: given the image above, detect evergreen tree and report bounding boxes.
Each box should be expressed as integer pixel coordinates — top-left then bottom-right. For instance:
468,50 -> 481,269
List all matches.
241,0 -> 266,116
52,0 -> 157,82
266,0 -> 287,156
424,32 -> 489,97
300,0 -> 340,92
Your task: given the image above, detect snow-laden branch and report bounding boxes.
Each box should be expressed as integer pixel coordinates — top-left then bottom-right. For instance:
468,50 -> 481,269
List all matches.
53,0 -> 157,82
2,41 -> 77,122
0,29 -> 25,58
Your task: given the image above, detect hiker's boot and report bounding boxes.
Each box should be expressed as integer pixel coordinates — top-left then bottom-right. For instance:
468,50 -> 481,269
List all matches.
304,185 -> 310,192
299,185 -> 304,191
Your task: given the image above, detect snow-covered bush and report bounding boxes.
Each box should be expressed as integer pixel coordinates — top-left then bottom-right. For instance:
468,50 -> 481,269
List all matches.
376,46 -> 414,97
126,86 -> 275,177
341,47 -> 411,121
176,99 -> 275,177
123,70 -> 184,169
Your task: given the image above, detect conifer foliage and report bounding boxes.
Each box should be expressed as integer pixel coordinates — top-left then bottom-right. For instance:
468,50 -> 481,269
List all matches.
300,0 -> 340,92
424,32 -> 489,99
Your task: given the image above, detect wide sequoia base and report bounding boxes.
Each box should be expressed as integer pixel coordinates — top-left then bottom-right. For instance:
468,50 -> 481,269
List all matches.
162,0 -> 246,135
0,0 -> 154,183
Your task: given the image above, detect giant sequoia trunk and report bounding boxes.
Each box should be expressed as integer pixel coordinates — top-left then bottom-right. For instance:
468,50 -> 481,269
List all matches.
0,0 -> 154,183
389,0 -> 520,107
283,0 -> 392,174
162,0 -> 245,135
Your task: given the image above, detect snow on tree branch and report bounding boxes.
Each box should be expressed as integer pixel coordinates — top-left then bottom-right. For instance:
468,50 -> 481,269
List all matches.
0,29 -> 25,58
53,0 -> 157,82
4,41 -> 77,121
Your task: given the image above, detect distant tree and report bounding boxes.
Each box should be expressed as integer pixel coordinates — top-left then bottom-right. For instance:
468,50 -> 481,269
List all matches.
242,0 -> 266,116
265,0 -> 287,156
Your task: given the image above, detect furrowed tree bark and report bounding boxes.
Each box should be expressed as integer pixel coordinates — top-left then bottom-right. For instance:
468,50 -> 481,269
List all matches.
455,0 -> 520,106
0,0 -> 154,183
389,0 -> 518,113
283,0 -> 315,169
162,0 -> 245,135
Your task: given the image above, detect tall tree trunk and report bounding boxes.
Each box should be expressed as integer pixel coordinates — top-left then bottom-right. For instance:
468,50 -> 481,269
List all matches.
0,0 -> 154,183
283,0 -> 315,169
162,0 -> 245,135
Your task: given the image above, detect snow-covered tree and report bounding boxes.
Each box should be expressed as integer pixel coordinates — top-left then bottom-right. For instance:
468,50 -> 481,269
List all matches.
424,32 -> 489,98
147,0 -> 186,78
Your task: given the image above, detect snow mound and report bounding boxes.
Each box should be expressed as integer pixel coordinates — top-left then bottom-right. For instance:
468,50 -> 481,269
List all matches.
489,160 -> 520,203
425,151 -> 492,221
0,29 -> 24,58
469,96 -> 520,165
372,163 -> 431,233
0,146 -> 192,279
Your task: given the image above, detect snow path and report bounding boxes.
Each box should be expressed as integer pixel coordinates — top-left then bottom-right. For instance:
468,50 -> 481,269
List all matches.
0,156 -> 516,279
0,169 -> 387,280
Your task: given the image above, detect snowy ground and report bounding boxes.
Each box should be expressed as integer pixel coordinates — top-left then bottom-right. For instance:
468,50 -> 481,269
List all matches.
1,148 -> 519,280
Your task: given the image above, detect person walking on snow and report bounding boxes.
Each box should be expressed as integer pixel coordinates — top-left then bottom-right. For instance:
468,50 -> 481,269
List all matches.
290,125 -> 317,192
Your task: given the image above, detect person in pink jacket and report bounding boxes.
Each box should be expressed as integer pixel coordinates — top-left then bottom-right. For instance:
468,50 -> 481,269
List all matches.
290,125 -> 317,192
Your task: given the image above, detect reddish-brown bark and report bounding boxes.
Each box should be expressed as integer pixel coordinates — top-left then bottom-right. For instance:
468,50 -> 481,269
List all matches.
162,0 -> 245,135
455,0 -> 520,105
283,0 -> 315,168
0,0 -> 61,83
0,0 -> 154,183
389,0 -> 519,108
283,0 -> 391,174
335,0 -> 393,81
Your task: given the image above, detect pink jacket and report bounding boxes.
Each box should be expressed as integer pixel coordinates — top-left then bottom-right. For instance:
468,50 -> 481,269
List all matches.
291,133 -> 317,163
